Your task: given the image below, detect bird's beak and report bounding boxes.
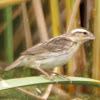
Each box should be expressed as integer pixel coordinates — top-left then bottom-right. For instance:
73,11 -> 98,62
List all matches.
87,33 -> 96,40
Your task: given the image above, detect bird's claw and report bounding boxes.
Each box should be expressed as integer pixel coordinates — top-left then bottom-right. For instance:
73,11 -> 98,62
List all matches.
40,75 -> 58,83
51,72 -> 72,83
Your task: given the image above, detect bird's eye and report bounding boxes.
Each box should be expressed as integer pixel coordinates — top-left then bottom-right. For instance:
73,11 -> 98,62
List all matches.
83,32 -> 87,35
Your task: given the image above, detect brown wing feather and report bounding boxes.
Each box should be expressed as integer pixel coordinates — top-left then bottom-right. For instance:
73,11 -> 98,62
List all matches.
21,43 -> 49,55
44,36 -> 73,51
22,36 -> 73,55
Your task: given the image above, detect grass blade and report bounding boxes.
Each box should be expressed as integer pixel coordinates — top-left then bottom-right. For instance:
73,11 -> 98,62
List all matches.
0,76 -> 100,91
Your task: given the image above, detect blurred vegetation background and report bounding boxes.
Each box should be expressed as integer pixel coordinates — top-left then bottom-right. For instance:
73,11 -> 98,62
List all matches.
0,0 -> 100,100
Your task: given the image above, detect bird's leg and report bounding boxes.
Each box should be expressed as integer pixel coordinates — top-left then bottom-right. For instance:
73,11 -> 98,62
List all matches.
46,70 -> 72,83
36,67 -> 57,83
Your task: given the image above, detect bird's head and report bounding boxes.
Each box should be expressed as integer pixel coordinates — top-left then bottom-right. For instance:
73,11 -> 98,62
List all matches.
68,28 -> 96,44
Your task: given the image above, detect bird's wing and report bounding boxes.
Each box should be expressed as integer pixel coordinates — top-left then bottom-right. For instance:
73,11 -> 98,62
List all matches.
44,36 -> 73,52
21,43 -> 49,55
21,36 -> 73,55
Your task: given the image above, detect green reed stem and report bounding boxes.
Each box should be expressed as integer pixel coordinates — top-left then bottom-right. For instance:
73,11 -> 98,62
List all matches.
5,6 -> 13,62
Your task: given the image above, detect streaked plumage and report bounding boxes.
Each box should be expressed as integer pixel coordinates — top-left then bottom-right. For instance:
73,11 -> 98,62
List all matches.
5,28 -> 95,72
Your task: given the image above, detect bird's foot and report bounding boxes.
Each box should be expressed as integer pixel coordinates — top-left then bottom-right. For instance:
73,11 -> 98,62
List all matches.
40,75 -> 58,83
46,70 -> 72,83
54,73 -> 72,83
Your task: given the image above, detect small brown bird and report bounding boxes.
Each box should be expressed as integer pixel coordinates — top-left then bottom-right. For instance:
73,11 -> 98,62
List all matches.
5,28 -> 95,79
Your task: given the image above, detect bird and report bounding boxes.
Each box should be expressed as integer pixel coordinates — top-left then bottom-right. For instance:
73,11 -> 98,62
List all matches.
5,28 -> 96,80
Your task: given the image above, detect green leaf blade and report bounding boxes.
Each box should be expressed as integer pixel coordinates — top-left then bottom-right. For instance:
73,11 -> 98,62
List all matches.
0,76 -> 100,91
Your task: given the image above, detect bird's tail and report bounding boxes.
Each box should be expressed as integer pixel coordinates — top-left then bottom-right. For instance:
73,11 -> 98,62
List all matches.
5,56 -> 25,71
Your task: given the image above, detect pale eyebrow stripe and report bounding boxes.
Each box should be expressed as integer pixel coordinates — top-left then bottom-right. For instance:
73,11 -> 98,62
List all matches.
71,29 -> 86,34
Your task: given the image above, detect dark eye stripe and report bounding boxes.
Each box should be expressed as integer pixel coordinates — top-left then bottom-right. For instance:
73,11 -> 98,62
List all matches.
83,32 -> 88,35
